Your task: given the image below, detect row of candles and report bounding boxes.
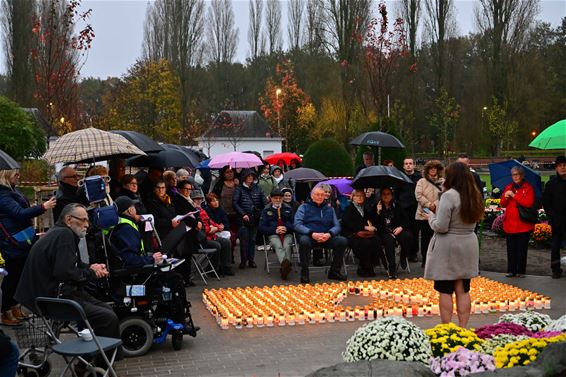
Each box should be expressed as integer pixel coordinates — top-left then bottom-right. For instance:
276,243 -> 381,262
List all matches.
202,277 -> 551,329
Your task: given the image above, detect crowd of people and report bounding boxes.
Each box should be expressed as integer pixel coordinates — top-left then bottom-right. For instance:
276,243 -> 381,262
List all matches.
0,150 -> 564,372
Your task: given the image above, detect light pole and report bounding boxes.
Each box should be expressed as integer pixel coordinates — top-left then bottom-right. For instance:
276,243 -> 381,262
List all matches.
276,88 -> 282,149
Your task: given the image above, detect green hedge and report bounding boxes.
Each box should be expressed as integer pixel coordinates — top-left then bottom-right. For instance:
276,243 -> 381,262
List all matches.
302,138 -> 353,177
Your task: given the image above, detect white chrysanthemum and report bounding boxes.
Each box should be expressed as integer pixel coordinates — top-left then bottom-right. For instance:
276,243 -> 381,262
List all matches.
497,311 -> 553,332
342,317 -> 431,364
544,314 -> 566,332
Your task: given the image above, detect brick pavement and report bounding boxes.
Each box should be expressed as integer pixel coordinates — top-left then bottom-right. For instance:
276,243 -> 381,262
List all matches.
9,250 -> 566,377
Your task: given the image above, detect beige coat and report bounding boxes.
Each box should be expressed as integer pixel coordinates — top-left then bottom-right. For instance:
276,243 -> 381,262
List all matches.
415,177 -> 444,220
423,189 -> 479,281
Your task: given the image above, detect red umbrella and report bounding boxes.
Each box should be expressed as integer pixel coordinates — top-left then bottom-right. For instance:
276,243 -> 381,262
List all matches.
264,152 -> 302,165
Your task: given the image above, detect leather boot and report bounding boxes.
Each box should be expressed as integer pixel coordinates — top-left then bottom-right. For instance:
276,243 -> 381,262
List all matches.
1,310 -> 22,326
11,305 -> 32,320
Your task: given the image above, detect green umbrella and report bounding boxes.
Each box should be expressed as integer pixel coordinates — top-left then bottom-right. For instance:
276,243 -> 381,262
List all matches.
529,119 -> 566,150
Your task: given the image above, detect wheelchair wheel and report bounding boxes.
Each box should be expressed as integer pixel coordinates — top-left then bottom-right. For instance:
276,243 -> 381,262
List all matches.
172,331 -> 184,351
37,361 -> 52,377
20,369 -> 39,377
119,317 -> 153,357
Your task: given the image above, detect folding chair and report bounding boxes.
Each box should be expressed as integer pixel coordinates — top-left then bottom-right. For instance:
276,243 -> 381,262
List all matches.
261,235 -> 277,273
343,247 -> 357,278
34,297 -> 122,377
191,245 -> 220,285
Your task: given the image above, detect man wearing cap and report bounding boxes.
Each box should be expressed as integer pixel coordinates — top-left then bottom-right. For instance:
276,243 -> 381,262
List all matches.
259,189 -> 294,280
294,185 -> 348,283
109,196 -> 163,266
542,156 -> 566,279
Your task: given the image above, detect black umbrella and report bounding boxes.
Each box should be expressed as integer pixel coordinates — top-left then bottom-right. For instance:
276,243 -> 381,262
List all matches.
162,144 -> 201,167
351,166 -> 412,189
127,149 -> 196,168
350,132 -> 405,148
0,149 -> 20,170
285,167 -> 327,182
110,130 -> 164,153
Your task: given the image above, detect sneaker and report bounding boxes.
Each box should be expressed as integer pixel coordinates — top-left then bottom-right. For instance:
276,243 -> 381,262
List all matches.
280,259 -> 291,280
505,273 -> 516,278
388,272 -> 397,280
300,270 -> 310,284
551,271 -> 562,279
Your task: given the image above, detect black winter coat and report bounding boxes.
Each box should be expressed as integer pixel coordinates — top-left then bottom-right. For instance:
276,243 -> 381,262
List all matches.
53,182 -> 81,221
144,195 -> 177,239
340,203 -> 379,238
542,175 -> 566,234
15,223 -> 97,313
232,183 -> 267,225
376,202 -> 409,233
396,171 -> 422,211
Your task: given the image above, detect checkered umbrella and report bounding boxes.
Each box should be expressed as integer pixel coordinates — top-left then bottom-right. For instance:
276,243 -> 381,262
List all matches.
43,127 -> 146,164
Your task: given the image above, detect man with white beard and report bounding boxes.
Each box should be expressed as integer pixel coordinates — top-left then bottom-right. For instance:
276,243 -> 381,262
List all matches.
15,203 -> 120,341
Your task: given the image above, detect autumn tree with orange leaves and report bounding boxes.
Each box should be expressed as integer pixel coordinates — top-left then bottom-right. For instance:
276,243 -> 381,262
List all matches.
31,0 -> 94,135
259,60 -> 315,152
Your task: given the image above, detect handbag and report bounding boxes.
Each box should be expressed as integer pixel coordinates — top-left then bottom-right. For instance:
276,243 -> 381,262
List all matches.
516,204 -> 539,224
355,230 -> 375,239
0,223 -> 36,251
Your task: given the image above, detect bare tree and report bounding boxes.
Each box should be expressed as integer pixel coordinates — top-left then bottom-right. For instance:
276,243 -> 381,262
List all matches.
475,0 -> 539,100
206,0 -> 239,64
398,0 -> 421,59
1,0 -> 36,106
265,0 -> 282,54
287,0 -> 304,51
142,0 -> 206,140
423,0 -> 456,90
303,0 -> 324,53
247,0 -> 264,59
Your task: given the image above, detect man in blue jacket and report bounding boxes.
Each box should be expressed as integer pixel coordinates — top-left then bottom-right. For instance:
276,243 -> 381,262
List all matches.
294,186 -> 347,283
109,196 -> 163,266
259,189 -> 294,280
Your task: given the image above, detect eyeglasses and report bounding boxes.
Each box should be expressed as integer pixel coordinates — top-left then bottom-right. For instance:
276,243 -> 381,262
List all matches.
70,215 -> 89,224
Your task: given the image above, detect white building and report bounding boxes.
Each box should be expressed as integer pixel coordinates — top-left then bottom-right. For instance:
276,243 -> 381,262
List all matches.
196,111 -> 283,158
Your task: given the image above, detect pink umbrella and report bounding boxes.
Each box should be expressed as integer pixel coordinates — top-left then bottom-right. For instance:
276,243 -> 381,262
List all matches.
208,151 -> 263,169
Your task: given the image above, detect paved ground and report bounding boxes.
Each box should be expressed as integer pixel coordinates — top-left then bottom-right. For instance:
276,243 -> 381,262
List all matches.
9,249 -> 566,377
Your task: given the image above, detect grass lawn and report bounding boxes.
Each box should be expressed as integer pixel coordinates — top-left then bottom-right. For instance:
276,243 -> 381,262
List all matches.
478,171 -> 554,192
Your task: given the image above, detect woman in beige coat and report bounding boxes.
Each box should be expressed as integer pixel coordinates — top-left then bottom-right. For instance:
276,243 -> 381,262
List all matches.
423,162 -> 484,328
415,160 -> 444,267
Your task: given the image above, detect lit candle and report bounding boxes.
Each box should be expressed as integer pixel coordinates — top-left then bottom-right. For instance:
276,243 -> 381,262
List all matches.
508,301 -> 517,311
287,313 -> 296,326
339,309 -> 346,322
308,311 -> 316,324
534,297 -> 543,310
278,313 -> 286,326
298,312 -> 306,325
367,308 -> 375,320
220,316 -> 229,329
348,308 -> 355,321
326,310 -> 334,322
266,315 -> 274,327
543,297 -> 551,309
256,315 -> 264,327
235,316 -> 242,329
246,316 -> 254,328
519,300 -> 526,311
417,307 -> 424,317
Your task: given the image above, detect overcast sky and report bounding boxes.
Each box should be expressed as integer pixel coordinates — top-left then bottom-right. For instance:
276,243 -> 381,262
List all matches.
3,0 -> 565,79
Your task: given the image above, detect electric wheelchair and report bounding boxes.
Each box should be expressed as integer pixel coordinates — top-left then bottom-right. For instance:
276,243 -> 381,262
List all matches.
86,206 -> 199,357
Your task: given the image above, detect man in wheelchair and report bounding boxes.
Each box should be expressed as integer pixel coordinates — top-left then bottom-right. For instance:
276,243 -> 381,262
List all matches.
103,197 -> 197,333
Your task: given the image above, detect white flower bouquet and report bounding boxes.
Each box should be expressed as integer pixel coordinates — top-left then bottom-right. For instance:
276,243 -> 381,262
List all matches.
544,314 -> 566,332
480,334 -> 529,355
342,317 -> 432,364
497,311 -> 552,332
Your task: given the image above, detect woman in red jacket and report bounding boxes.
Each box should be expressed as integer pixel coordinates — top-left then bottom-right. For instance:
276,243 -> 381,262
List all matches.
500,166 -> 535,278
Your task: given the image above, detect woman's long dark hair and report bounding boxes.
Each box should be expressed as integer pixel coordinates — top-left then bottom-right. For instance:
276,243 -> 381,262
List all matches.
443,162 -> 484,224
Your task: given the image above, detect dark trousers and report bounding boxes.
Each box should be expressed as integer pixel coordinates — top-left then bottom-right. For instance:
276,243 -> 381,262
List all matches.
67,291 -> 120,339
381,231 -> 413,274
1,255 -> 26,312
402,207 -> 419,258
238,223 -> 258,262
418,220 -> 434,265
151,271 -> 187,324
0,339 -> 19,377
506,232 -> 531,275
550,227 -> 564,273
298,235 -> 346,272
349,236 -> 381,271
203,238 -> 231,268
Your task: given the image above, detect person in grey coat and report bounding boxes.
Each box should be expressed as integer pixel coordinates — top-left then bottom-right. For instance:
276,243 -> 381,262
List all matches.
423,162 -> 484,328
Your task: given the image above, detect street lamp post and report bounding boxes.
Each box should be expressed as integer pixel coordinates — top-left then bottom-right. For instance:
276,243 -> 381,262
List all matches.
276,88 -> 282,149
